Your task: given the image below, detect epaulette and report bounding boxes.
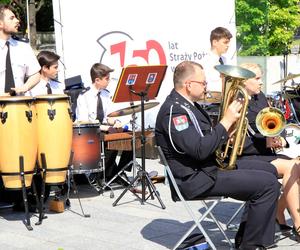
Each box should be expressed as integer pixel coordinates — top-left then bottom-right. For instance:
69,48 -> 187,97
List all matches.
12,35 -> 29,43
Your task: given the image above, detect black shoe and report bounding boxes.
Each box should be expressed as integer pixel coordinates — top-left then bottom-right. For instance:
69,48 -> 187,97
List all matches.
290,226 -> 300,242
235,221 -> 246,249
238,246 -> 266,250
276,219 -> 293,232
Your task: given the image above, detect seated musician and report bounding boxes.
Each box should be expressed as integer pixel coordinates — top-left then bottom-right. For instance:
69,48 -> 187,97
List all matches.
76,63 -> 133,187
155,60 -> 280,250
238,62 -> 300,241
28,50 -> 64,96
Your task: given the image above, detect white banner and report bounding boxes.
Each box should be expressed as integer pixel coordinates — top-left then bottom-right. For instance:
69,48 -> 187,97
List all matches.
53,0 -> 236,127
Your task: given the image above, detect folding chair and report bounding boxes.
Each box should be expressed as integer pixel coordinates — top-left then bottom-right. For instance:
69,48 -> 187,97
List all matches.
226,202 -> 246,230
157,146 -> 233,250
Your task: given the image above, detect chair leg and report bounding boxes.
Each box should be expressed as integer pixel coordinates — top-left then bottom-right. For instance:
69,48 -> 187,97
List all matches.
173,199 -> 219,250
226,202 -> 245,230
202,200 -> 234,248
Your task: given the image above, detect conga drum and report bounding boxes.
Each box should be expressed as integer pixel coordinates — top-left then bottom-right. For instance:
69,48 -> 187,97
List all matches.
72,121 -> 102,174
35,94 -> 72,184
0,96 -> 37,189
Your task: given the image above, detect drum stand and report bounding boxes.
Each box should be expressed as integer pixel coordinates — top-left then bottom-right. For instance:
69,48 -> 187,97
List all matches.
99,113 -> 141,198
1,156 -> 44,230
65,152 -> 90,218
112,92 -> 165,209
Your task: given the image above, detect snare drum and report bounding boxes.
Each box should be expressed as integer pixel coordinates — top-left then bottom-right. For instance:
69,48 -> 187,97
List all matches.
35,95 -> 72,184
0,96 -> 37,189
72,122 -> 102,173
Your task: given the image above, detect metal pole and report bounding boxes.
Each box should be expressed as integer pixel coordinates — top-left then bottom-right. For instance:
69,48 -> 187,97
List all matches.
25,0 -> 30,39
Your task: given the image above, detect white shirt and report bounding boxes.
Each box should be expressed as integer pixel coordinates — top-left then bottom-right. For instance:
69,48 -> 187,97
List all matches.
76,85 -> 113,123
201,50 -> 227,92
28,78 -> 65,96
0,38 -> 40,94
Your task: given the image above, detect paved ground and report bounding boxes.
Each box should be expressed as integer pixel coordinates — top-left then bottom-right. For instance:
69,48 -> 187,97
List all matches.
0,158 -> 299,250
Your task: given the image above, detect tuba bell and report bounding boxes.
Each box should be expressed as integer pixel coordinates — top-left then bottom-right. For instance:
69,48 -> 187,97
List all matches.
256,107 -> 286,137
214,65 -> 256,170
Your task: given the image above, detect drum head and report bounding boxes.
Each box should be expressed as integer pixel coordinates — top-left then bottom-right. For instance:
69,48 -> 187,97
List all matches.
0,96 -> 34,103
73,121 -> 100,128
35,94 -> 69,101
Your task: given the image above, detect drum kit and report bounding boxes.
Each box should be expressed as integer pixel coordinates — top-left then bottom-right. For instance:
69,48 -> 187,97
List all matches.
270,74 -> 300,158
0,93 -> 162,229
271,73 -> 300,124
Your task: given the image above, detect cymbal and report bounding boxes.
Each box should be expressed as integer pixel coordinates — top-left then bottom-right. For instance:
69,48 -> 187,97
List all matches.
199,91 -> 222,104
215,65 -> 256,79
272,73 -> 300,85
108,102 -> 160,117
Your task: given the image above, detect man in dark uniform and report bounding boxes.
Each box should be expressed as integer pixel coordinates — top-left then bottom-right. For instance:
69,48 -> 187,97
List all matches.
155,61 -> 280,250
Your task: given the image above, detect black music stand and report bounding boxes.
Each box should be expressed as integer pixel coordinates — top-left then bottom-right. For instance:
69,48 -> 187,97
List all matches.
111,65 -> 167,208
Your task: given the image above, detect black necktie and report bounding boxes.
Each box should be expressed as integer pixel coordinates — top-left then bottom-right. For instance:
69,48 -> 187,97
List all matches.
5,41 -> 15,93
46,82 -> 52,94
219,57 -> 224,65
96,92 -> 104,123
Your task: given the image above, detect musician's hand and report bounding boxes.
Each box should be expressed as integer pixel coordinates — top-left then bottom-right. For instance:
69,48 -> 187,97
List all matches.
11,85 -> 29,95
107,117 -> 122,128
220,100 -> 242,131
279,136 -> 287,148
113,119 -> 122,129
228,127 -> 237,138
266,137 -> 282,148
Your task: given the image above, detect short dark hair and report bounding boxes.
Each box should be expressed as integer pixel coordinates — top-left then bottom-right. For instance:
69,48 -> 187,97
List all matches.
90,63 -> 114,82
210,27 -> 232,44
173,61 -> 203,87
0,4 -> 12,21
37,50 -> 60,69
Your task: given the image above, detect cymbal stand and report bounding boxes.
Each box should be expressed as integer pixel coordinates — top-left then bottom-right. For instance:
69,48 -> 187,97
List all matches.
100,112 -> 141,198
112,91 -> 165,209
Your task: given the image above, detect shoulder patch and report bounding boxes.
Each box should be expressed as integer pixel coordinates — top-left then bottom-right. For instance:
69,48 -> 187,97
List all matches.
173,115 -> 189,131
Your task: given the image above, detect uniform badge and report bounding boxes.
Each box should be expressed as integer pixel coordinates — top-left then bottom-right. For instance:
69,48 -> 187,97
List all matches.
173,115 -> 189,131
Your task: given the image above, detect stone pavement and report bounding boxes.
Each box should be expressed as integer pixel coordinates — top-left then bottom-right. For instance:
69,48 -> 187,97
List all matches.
0,159 -> 299,250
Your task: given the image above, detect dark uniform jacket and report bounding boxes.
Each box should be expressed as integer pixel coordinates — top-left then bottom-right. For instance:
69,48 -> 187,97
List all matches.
155,89 -> 228,199
242,92 -> 275,155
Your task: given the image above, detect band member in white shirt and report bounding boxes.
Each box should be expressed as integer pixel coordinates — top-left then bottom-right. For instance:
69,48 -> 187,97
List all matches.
201,27 -> 232,93
76,63 -> 133,187
29,50 -> 64,96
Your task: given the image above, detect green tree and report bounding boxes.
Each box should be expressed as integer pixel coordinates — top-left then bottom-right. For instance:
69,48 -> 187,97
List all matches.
236,0 -> 300,56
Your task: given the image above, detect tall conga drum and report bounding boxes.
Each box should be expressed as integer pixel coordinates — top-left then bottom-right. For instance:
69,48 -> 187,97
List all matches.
35,94 -> 72,184
0,96 -> 37,189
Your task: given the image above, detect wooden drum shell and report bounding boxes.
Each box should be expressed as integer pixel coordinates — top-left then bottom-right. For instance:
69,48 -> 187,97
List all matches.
0,97 -> 37,189
35,95 -> 72,184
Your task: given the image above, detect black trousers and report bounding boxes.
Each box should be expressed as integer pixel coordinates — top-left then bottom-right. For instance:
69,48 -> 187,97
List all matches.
199,159 -> 280,248
104,149 -> 133,180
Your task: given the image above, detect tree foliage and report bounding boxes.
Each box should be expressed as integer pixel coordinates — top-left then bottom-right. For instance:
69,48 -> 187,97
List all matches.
236,0 -> 300,56
0,0 -> 53,48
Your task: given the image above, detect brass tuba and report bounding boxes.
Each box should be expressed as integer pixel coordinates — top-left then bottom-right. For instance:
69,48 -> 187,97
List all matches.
256,107 -> 286,137
214,65 -> 256,170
